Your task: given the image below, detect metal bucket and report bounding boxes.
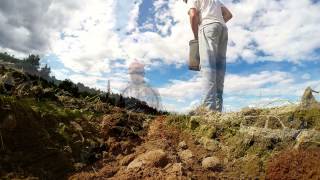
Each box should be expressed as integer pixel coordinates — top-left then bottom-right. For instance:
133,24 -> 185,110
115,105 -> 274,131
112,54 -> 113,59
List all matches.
189,39 -> 200,71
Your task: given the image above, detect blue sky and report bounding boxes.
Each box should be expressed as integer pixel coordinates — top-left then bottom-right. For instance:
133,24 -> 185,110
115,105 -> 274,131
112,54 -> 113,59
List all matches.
1,0 -> 319,112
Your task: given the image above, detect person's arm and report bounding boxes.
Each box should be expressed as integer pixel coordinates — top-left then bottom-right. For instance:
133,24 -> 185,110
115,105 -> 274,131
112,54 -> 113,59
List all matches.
189,8 -> 199,40
221,6 -> 233,23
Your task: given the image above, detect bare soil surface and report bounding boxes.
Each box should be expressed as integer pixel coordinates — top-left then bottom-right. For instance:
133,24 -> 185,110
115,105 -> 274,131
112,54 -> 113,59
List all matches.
2,66 -> 320,179
266,148 -> 320,180
69,116 -> 222,179
1,94 -> 319,179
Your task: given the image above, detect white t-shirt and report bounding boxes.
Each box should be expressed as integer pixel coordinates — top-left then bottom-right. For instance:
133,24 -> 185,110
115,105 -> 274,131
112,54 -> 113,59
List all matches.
187,0 -> 225,26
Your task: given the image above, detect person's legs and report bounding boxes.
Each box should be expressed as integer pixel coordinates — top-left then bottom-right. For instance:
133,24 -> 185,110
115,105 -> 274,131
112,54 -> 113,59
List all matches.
216,26 -> 228,112
199,23 -> 222,111
200,68 -> 216,110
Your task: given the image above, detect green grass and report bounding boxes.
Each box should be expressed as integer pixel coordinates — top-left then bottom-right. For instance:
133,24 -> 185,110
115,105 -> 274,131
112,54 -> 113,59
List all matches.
166,114 -> 190,130
11,96 -> 95,120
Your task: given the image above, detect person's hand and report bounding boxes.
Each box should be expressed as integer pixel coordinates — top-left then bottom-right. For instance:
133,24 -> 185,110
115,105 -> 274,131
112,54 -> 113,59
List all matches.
221,6 -> 233,23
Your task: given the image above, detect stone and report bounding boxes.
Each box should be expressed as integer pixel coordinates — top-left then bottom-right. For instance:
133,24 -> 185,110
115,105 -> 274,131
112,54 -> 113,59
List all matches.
170,163 -> 183,173
178,141 -> 188,150
127,149 -> 167,170
178,149 -> 193,162
166,163 -> 183,174
202,156 -> 221,169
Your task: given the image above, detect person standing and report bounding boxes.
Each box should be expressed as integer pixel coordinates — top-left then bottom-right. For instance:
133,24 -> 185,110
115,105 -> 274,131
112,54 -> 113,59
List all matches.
122,61 -> 162,111
186,0 -> 232,112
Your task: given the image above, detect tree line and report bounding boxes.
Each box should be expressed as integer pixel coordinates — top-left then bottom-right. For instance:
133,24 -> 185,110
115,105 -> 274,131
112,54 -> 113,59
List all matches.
0,52 -> 166,114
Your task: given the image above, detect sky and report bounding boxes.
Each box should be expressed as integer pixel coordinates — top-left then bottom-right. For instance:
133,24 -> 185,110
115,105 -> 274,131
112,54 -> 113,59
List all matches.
0,0 -> 319,113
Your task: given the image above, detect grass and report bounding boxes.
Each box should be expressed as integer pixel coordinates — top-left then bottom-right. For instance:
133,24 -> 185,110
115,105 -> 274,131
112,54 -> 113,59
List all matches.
165,105 -> 320,178
7,96 -> 96,120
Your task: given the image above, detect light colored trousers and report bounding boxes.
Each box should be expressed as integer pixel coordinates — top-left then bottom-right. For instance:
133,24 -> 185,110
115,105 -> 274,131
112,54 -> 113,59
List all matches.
199,22 -> 228,112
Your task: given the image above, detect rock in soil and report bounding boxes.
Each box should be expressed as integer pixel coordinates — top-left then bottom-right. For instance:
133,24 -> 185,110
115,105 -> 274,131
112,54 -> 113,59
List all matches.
178,141 -> 188,150
178,149 -> 193,162
127,149 -> 168,170
166,163 -> 184,174
202,156 -> 221,170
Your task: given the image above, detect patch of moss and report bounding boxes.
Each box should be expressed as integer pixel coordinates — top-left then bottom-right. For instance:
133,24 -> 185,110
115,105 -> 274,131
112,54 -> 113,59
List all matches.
197,125 -> 217,139
239,155 -> 265,178
0,95 -> 74,179
227,133 -> 254,158
189,116 -> 201,130
17,97 -> 95,120
282,108 -> 320,130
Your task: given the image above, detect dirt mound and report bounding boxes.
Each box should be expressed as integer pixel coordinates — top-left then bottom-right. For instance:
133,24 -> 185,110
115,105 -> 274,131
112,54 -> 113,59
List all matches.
0,97 -> 73,179
266,149 -> 320,180
0,94 -> 154,179
1,67 -> 319,179
166,108 -> 320,179
70,117 -> 222,179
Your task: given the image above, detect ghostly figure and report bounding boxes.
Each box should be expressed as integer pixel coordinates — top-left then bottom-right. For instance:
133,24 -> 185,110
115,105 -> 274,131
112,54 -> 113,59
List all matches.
301,87 -> 319,109
122,61 -> 161,110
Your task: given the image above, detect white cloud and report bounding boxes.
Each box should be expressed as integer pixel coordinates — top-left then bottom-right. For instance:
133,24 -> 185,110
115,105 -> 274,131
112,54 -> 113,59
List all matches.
158,70 -> 320,112
48,0 -> 193,73
68,74 -> 105,89
225,71 -> 294,93
49,0 -> 121,75
225,0 -> 320,63
302,73 -> 311,80
126,0 -> 143,32
2,0 -> 319,68
1,0 -> 320,113
3,0 -> 319,71
51,68 -> 71,80
158,74 -> 203,102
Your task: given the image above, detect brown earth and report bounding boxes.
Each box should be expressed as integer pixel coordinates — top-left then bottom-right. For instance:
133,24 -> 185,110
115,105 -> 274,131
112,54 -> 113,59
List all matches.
2,66 -> 320,179
1,96 -> 320,179
0,98 -> 74,179
266,149 -> 320,180
69,113 -> 320,180
69,116 -> 223,179
0,96 -> 153,180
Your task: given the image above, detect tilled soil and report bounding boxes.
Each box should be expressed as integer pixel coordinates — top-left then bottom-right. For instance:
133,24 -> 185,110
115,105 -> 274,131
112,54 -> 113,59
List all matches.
69,116 -> 222,179
266,148 -> 320,180
2,100 -> 319,180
